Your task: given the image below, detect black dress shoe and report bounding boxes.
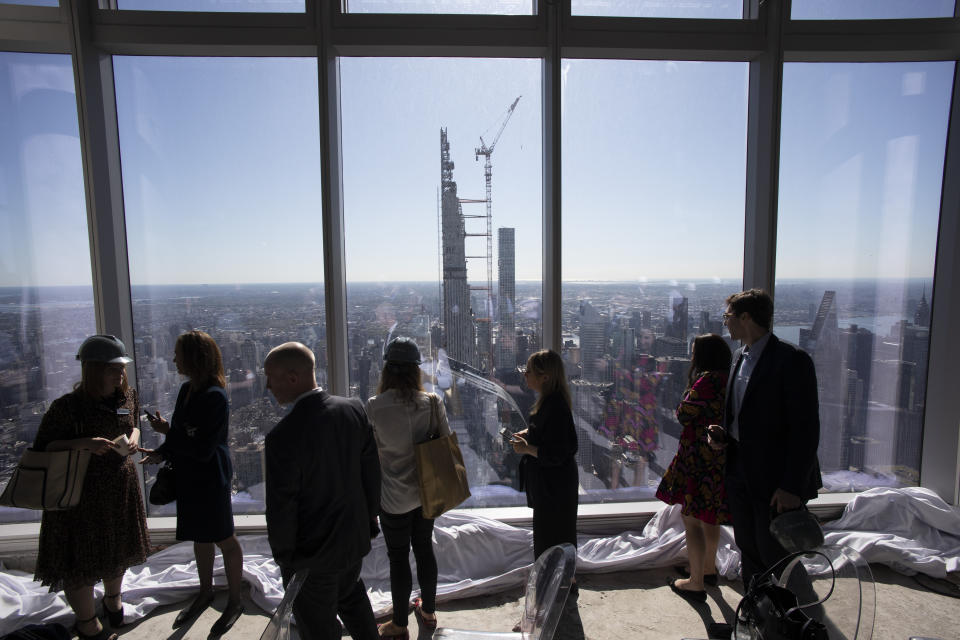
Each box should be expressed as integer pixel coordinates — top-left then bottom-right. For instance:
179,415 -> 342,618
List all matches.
667,577 -> 707,603
210,601 -> 244,636
173,591 -> 215,628
674,565 -> 719,586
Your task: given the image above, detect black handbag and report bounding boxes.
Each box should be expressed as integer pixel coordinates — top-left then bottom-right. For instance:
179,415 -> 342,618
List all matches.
735,551 -> 832,640
149,461 -> 177,505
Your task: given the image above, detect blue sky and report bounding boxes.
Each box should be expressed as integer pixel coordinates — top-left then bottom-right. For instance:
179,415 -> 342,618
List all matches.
0,50 -> 955,287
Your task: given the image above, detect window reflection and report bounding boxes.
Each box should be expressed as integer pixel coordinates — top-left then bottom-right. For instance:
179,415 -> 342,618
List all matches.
777,62 -> 954,490
113,56 -> 324,514
0,52 -> 95,524
340,58 -> 542,507
561,59 -> 748,500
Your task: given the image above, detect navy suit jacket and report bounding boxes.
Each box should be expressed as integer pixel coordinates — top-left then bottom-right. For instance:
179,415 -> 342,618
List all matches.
724,333 -> 822,501
265,390 -> 381,574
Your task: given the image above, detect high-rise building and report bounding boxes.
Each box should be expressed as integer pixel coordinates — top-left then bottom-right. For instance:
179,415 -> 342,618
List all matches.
800,290 -> 844,471
668,296 -> 688,345
579,301 -> 607,382
440,128 -> 477,367
497,227 -> 516,373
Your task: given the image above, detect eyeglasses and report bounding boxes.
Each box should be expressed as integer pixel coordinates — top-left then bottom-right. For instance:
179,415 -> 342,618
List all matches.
722,312 -> 736,320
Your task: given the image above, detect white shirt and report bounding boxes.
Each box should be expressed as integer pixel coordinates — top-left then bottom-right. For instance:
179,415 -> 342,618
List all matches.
366,390 -> 450,515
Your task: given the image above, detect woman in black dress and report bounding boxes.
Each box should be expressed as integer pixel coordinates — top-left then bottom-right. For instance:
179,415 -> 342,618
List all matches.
141,330 -> 244,635
511,349 -> 584,639
34,335 -> 151,640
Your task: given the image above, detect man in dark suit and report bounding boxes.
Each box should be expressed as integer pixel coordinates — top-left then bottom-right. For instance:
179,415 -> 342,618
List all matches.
263,342 -> 381,640
710,289 -> 822,588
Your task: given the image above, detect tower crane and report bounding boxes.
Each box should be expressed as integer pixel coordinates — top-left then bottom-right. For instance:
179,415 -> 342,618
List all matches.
468,96 -> 520,374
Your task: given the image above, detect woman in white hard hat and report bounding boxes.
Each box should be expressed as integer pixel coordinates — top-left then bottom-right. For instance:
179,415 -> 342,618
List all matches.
367,337 -> 449,640
33,335 -> 151,640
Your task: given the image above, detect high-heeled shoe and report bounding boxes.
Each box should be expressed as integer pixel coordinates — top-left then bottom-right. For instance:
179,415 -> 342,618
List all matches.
101,592 -> 124,628
75,613 -> 119,640
173,590 -> 215,628
210,600 -> 245,636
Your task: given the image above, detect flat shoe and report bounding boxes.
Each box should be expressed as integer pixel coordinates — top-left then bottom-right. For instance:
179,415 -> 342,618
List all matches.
675,565 -> 719,586
667,577 -> 707,603
210,601 -> 245,636
173,591 -> 215,628
378,621 -> 410,639
412,597 -> 438,631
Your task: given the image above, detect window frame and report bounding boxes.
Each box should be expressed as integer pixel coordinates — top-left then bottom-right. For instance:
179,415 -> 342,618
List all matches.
0,1 -> 957,545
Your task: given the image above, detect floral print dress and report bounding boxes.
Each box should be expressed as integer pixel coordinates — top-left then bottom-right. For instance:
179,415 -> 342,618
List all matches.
33,389 -> 151,591
655,370 -> 731,525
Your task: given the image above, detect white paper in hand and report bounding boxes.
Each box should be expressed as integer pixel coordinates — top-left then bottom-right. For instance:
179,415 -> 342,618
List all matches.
112,433 -> 132,456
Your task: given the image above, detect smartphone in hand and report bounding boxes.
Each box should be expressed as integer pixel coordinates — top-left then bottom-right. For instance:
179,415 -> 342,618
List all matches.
499,427 -> 514,443
707,424 -> 727,445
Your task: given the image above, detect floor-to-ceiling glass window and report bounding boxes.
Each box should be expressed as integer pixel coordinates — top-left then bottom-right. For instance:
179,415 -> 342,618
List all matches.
561,59 -> 749,502
113,56 -> 324,514
340,57 -> 542,507
0,52 -> 96,524
776,61 -> 955,491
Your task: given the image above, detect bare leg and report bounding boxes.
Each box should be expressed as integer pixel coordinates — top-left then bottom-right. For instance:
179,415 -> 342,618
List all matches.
65,585 -> 106,637
676,514 -> 706,591
703,523 -> 721,578
103,574 -> 124,614
216,535 -> 245,604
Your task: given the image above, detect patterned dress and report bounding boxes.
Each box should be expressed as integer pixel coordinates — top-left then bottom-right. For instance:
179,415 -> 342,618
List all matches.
33,388 -> 151,591
655,371 -> 731,525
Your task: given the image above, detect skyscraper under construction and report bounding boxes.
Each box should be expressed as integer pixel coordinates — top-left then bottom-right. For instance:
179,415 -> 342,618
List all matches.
440,128 -> 477,367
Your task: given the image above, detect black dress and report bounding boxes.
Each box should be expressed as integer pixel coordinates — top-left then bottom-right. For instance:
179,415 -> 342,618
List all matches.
519,392 -> 579,559
159,383 -> 234,543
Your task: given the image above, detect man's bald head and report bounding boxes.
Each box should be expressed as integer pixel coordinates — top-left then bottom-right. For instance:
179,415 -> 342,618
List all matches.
264,342 -> 317,404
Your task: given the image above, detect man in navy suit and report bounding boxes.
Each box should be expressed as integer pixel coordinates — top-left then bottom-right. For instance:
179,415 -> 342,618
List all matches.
710,289 -> 822,588
264,342 -> 381,640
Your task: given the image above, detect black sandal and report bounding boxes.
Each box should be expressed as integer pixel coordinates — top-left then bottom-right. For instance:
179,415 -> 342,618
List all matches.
75,613 -> 119,640
101,592 -> 124,628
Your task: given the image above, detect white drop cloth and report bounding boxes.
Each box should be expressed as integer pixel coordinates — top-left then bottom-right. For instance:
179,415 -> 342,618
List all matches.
1,487 -> 957,636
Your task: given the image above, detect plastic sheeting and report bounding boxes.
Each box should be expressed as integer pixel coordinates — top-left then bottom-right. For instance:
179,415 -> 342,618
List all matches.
1,487 -> 957,636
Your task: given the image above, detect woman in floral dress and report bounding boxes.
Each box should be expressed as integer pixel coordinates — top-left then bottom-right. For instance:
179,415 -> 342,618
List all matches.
656,333 -> 732,601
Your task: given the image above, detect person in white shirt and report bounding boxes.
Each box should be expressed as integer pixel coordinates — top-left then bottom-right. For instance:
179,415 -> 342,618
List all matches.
366,337 -> 450,639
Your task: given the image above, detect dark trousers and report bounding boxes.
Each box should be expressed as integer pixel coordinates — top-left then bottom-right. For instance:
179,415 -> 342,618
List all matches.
531,508 -> 583,640
380,506 -> 438,627
532,507 -> 577,559
724,470 -> 790,589
282,561 -> 377,640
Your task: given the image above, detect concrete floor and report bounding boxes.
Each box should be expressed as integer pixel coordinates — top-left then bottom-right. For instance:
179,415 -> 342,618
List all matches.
108,564 -> 959,640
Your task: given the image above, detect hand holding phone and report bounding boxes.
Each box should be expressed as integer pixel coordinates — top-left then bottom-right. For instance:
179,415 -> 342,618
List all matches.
707,424 -> 727,449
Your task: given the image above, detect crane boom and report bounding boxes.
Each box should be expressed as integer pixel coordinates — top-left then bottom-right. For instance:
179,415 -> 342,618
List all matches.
468,96 -> 521,376
476,95 -> 521,157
